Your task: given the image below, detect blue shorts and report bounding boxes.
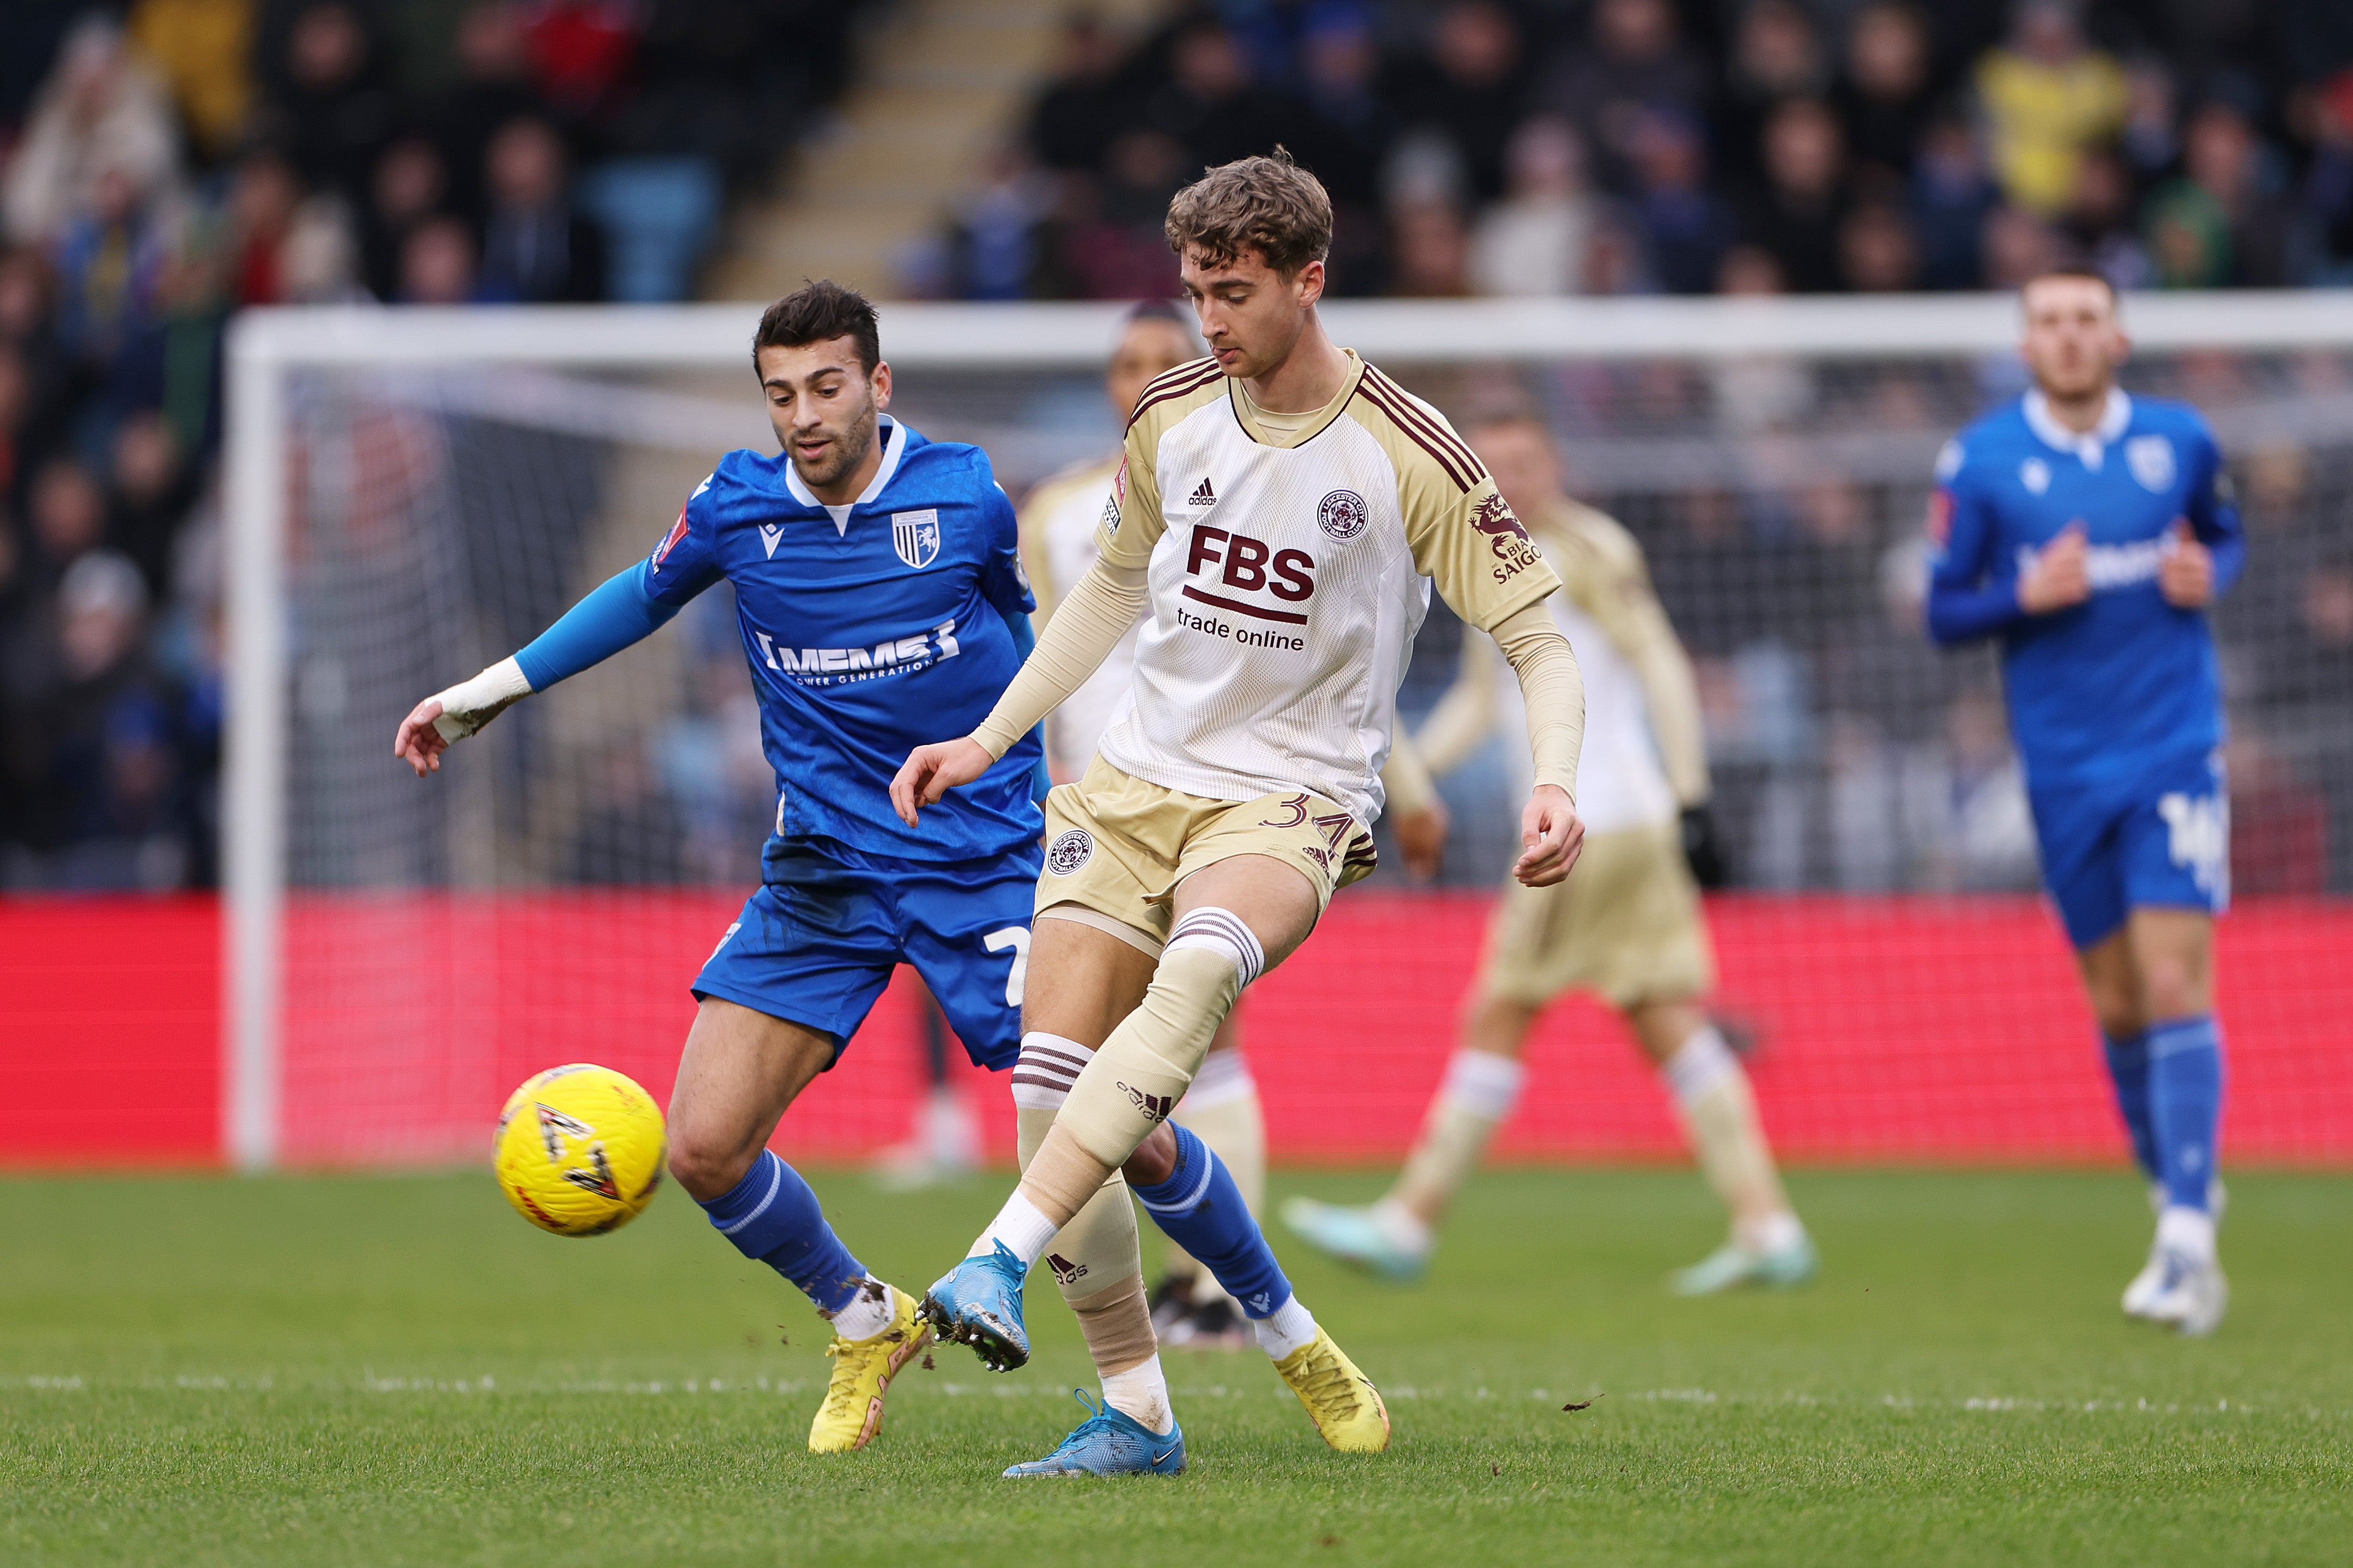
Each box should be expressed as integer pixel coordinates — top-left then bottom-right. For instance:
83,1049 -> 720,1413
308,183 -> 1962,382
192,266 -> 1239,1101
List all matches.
2030,748 -> 2230,951
693,836 -> 1041,1070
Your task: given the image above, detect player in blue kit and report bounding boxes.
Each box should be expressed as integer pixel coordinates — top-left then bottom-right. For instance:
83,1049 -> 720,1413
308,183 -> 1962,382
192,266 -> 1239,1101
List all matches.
392,281 -> 1048,1447
1926,269 -> 2242,1336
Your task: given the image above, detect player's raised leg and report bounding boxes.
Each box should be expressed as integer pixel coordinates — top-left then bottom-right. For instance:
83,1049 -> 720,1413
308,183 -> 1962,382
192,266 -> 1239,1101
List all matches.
996,915 -> 1186,1475
667,998 -> 928,1452
1154,1018 -> 1262,1347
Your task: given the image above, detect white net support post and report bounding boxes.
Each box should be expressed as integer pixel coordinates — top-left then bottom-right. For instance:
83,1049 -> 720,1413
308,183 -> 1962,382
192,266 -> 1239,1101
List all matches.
220,292 -> 2353,1170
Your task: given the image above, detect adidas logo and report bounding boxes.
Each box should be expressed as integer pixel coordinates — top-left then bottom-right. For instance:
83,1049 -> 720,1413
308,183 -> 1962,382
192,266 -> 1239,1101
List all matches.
1185,476 -> 1217,506
1117,1081 -> 1175,1122
1047,1252 -> 1088,1285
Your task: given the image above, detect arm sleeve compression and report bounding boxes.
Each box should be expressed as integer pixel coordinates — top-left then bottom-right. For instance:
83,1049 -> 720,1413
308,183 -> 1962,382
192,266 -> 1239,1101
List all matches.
1413,627 -> 1501,779
514,566 -> 682,691
997,604 -> 1054,802
970,558 -> 1150,760
1492,602 -> 1585,797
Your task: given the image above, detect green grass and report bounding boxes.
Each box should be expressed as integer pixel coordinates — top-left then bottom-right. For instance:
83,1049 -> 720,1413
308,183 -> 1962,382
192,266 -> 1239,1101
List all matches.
2,1166 -> 2348,1566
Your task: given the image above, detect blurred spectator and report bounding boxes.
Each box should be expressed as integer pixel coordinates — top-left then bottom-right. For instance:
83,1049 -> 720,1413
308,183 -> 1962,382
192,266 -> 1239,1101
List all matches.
399,213 -> 479,304
106,409 -> 191,596
2144,100 -> 2291,288
1719,0 -> 1830,189
437,2 -> 552,223
1979,201 -> 2061,288
519,0 -> 641,126
1147,20 -> 1290,177
1911,117 -> 1995,287
1899,689 -> 2039,891
934,146 -> 1051,302
1833,4 -> 1935,183
1393,2 -> 1528,207
2,19 -> 180,247
1064,129 -> 1187,300
2119,58 -> 2181,189
126,0 -> 257,162
1390,199 -> 1473,297
30,457 -> 105,584
1026,13 -> 1126,174
477,116 -> 603,302
1469,118 -> 1601,296
1838,202 -> 1919,290
2060,146 -> 2153,289
361,135 -> 447,301
1627,108 -> 1736,294
1536,0 -> 1709,193
1739,98 -> 1849,292
51,163 -> 176,367
270,2 -> 397,209
1973,1 -> 2126,219
0,343 -> 33,495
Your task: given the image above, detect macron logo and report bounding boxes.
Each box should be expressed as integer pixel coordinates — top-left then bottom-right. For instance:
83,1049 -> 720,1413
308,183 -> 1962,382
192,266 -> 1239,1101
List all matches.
1186,477 -> 1217,507
759,524 -> 784,559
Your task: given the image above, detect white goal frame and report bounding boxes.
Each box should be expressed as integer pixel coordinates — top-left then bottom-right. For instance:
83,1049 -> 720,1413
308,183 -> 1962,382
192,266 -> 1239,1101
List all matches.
220,289 -> 2353,1169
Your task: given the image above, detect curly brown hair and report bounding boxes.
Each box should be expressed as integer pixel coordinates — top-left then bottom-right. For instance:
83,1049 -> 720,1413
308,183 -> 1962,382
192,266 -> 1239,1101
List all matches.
1163,149 -> 1333,277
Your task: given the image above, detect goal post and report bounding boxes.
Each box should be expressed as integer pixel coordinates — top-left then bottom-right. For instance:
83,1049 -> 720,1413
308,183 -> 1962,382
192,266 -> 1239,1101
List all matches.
220,293 -> 2353,1171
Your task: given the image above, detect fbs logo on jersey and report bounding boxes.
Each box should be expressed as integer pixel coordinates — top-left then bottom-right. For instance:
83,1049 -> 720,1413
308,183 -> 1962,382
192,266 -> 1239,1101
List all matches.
892,509 -> 940,570
1186,476 -> 1217,507
1472,492 -> 1542,584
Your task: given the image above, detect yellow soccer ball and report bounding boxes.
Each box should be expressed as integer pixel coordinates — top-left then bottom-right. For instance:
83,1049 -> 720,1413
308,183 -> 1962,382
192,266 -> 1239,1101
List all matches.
493,1064 -> 666,1237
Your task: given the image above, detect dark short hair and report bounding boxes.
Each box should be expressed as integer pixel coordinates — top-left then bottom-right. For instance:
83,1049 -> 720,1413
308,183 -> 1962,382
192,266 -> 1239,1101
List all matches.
2022,265 -> 2117,301
753,279 -> 880,374
1164,148 -> 1332,276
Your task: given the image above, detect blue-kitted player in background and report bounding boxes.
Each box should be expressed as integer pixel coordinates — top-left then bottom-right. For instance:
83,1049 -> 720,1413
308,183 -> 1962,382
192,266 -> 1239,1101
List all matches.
393,281 -> 1047,1445
1927,267 -> 2242,1336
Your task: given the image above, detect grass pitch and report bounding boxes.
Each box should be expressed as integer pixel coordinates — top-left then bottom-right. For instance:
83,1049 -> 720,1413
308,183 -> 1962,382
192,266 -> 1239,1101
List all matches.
3,1165 -> 2347,1567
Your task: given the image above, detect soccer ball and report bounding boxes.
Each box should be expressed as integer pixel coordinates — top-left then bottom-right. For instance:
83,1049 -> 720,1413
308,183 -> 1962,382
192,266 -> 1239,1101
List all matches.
493,1064 -> 666,1237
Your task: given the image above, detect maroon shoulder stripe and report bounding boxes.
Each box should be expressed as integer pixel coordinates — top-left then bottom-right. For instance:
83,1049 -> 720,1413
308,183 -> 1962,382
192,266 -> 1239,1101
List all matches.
1125,362 -> 1224,429
1357,375 -> 1480,488
1366,369 -> 1488,483
1356,380 -> 1477,492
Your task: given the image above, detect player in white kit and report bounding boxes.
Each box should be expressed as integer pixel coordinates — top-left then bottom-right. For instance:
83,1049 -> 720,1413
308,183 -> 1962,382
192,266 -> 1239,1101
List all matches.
1021,299 -> 1448,1348
895,152 -> 1586,1475
1282,410 -> 1817,1294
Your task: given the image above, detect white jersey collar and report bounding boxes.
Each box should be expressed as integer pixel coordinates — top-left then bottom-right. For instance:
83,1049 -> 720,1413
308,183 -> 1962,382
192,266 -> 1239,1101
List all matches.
2023,387 -> 2131,470
783,415 -> 906,535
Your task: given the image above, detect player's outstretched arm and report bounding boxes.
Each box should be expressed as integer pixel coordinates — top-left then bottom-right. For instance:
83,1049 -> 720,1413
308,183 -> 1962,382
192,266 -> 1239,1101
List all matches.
1489,603 -> 1585,886
392,565 -> 684,778
893,558 -> 1148,827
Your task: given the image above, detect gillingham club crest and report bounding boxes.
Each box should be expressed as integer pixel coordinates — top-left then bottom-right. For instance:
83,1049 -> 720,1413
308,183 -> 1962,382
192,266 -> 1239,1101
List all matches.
891,508 -> 941,569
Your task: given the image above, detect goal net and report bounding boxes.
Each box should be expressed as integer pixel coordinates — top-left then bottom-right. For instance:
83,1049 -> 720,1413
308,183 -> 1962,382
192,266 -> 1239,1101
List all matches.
223,296 -> 2353,1169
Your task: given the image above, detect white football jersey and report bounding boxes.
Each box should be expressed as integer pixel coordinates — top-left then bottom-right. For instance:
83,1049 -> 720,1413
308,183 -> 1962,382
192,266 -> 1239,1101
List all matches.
1093,353 -> 1559,825
1018,455 -> 1139,776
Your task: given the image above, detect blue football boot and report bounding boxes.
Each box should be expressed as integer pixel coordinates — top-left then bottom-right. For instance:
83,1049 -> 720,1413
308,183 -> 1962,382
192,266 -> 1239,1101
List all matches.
1004,1390 -> 1187,1477
919,1241 -> 1031,1371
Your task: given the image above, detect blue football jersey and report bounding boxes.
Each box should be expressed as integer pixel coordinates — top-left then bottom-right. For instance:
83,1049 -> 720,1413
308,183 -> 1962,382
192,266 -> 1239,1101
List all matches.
641,416 -> 1043,862
1927,389 -> 2242,792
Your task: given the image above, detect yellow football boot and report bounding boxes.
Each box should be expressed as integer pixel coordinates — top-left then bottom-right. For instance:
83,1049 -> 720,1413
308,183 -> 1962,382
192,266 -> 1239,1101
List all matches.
1272,1327 -> 1390,1452
808,1284 -> 930,1453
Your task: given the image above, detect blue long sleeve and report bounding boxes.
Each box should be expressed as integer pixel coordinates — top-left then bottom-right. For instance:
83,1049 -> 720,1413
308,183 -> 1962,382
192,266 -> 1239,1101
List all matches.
998,606 -> 1054,803
1926,578 -> 2024,646
514,567 -> 681,691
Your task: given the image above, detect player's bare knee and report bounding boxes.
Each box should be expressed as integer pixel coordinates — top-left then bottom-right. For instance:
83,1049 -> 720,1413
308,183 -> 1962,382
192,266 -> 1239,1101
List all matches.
1122,1121 -> 1180,1188
2137,956 -> 2207,1025
665,1133 -> 756,1202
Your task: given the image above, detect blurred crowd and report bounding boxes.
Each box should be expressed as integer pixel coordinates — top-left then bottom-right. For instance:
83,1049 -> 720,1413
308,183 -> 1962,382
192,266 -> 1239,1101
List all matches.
920,0 -> 2353,299
0,0 -> 866,889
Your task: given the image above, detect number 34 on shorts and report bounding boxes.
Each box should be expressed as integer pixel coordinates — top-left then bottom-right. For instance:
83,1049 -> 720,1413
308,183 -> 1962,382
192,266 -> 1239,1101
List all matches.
1035,755 -> 1378,943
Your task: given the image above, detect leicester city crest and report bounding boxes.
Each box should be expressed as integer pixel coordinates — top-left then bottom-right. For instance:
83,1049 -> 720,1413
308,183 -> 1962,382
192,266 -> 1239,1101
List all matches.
2126,435 -> 2176,493
891,508 -> 940,570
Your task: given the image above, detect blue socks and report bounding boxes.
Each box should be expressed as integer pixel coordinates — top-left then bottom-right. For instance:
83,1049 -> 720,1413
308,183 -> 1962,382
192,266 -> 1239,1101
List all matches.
697,1149 -> 869,1313
2099,1030 -> 2159,1182
1133,1123 -> 1292,1319
2146,1016 -> 2225,1212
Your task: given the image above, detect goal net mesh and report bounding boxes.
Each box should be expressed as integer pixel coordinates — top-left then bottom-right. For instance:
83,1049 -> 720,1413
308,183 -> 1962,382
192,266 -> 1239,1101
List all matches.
272,344 -> 2353,1166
